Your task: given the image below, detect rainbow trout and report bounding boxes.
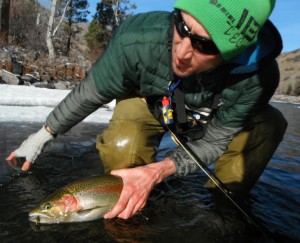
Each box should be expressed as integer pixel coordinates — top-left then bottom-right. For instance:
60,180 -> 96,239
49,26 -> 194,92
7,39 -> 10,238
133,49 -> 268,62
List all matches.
29,174 -> 122,224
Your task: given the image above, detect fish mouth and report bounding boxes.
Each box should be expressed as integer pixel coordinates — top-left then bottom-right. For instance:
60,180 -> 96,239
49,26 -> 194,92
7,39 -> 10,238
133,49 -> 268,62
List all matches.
28,214 -> 41,225
29,211 -> 60,225
28,206 -> 112,224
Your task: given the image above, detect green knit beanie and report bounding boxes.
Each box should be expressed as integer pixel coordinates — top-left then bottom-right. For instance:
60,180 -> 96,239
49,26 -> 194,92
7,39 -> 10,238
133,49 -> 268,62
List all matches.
174,0 -> 276,60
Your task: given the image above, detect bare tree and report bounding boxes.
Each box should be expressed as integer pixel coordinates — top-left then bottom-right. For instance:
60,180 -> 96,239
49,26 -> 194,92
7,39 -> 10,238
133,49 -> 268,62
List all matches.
113,0 -> 120,26
46,0 -> 70,60
46,0 -> 56,59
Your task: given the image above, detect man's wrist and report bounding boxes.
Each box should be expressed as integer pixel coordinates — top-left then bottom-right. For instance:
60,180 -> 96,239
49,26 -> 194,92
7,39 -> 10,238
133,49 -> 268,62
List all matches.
44,125 -> 57,137
147,158 -> 177,184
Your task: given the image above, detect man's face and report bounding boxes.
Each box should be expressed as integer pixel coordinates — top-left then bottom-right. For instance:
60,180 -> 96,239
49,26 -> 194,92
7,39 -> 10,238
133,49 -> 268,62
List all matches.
172,11 -> 223,78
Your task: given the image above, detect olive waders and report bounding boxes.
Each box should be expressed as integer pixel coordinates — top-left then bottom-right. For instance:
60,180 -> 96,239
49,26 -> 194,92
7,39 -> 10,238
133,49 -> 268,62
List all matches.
96,97 -> 287,197
96,97 -> 165,172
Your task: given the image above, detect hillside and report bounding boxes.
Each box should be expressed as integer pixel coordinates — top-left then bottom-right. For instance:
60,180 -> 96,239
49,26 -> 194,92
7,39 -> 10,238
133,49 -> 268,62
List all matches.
0,19 -> 299,99
276,49 -> 300,95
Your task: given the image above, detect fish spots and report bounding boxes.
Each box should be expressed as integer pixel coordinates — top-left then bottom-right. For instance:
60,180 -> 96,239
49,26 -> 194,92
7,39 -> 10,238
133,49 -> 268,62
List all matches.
66,175 -> 123,194
88,184 -> 123,194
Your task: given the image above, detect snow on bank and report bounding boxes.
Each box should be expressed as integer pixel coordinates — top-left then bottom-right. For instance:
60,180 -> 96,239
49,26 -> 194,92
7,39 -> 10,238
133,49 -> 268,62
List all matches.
0,85 -> 115,123
1,84 -> 299,123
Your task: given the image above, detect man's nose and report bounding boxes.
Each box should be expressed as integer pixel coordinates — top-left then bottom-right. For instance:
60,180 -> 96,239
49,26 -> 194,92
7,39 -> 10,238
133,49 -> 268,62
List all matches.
176,37 -> 193,60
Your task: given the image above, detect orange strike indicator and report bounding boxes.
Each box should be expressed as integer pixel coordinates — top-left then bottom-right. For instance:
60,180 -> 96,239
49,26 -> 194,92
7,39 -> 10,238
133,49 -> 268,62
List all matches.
162,96 -> 174,124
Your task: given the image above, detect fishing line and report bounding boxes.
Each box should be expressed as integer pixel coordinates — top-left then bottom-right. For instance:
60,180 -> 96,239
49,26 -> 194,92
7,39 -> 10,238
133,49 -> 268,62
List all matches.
167,128 -> 272,239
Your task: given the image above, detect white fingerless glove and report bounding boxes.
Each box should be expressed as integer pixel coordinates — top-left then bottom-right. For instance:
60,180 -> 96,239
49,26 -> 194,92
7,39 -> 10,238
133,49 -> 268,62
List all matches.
14,125 -> 55,163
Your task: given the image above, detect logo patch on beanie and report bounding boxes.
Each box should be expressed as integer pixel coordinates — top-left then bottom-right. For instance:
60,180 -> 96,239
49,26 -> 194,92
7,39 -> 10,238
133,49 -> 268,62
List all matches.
210,0 -> 261,48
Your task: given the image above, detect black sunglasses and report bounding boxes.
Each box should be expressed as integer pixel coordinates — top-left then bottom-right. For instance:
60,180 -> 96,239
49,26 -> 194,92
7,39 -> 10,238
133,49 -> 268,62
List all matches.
174,9 -> 220,55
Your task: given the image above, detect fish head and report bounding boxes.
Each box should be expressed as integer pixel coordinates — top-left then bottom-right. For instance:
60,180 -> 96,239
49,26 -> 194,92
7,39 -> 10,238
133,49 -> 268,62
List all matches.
29,175 -> 123,224
29,189 -> 81,224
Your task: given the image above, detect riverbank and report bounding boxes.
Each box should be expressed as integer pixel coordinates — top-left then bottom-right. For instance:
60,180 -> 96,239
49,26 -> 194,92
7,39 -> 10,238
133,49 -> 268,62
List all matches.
271,94 -> 300,104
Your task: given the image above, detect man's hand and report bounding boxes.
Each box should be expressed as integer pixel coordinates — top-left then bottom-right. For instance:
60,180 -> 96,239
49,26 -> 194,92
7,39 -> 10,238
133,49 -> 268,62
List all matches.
6,152 -> 32,171
6,125 -> 55,171
104,158 -> 176,219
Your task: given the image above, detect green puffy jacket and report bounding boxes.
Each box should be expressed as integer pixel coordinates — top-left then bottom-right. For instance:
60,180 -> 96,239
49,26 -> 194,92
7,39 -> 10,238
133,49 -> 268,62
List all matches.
46,11 -> 282,175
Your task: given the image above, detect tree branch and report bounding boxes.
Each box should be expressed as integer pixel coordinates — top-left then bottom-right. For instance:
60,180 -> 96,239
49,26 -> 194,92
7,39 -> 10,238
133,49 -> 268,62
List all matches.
52,0 -> 71,37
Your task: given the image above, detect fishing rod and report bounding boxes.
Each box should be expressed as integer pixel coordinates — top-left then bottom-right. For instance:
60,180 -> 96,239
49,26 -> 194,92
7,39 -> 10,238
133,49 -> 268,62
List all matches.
166,127 -> 268,234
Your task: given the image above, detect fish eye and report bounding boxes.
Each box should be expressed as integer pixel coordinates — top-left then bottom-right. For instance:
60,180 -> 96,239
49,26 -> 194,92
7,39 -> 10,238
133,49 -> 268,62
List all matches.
44,203 -> 52,210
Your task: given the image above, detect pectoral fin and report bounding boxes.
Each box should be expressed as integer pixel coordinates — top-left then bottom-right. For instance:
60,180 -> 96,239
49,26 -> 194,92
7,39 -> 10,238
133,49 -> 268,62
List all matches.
76,205 -> 112,222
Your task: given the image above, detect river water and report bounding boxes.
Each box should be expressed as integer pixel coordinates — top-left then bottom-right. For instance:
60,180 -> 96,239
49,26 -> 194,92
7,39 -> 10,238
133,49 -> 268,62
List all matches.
0,102 -> 299,243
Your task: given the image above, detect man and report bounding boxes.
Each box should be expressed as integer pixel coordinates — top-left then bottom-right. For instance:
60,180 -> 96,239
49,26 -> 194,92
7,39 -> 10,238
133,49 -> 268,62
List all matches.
7,0 -> 287,219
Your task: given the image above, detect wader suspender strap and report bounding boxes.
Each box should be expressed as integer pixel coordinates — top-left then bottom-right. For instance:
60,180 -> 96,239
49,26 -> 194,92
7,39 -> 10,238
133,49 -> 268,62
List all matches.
167,12 -> 188,126
211,89 -> 222,110
173,87 -> 187,124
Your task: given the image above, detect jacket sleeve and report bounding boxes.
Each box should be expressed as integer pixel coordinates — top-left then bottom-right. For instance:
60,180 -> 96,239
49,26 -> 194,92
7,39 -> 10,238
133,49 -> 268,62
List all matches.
46,12 -> 171,134
166,118 -> 242,176
46,19 -> 134,134
46,72 -> 113,134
